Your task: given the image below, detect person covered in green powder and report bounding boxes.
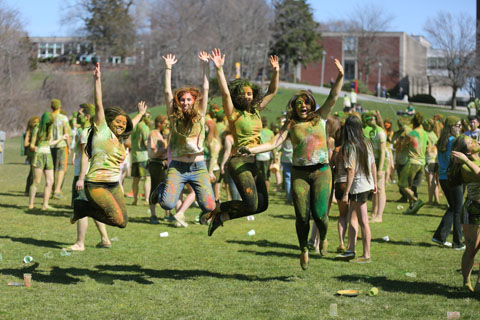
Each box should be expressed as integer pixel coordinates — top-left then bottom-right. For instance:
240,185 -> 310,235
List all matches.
28,112 -> 69,210
71,63 -> 147,228
399,112 -> 428,215
365,111 -> 387,223
205,48 -> 280,236
149,52 -> 216,222
240,58 -> 344,269
450,136 -> 480,292
69,103 -> 110,250
24,116 -> 40,195
131,112 -> 151,206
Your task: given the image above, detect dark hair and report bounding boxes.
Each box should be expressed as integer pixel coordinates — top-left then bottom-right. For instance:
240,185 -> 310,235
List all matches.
468,115 -> 478,122
342,115 -> 371,179
155,115 -> 167,129
326,115 -> 343,147
437,116 -> 460,152
447,135 -> 469,186
285,90 -> 320,126
85,106 -> 133,158
412,112 -> 424,128
228,78 -> 263,112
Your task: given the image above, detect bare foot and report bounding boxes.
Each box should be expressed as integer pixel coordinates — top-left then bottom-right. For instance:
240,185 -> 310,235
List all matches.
42,206 -> 53,211
28,205 -> 34,210
68,244 -> 85,251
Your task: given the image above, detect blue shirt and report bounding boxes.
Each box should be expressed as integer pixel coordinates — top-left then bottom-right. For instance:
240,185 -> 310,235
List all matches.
438,136 -> 454,180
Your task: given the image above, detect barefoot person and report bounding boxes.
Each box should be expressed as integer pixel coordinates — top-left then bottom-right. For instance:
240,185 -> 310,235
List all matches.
450,136 -> 480,292
69,104 -> 110,250
150,52 -> 216,222
240,59 -> 344,269
71,63 -> 147,227
206,48 -> 280,236
28,112 -> 68,210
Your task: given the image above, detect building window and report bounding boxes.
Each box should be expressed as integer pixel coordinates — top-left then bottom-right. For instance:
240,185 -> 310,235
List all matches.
344,36 -> 356,55
47,43 -> 54,56
344,60 -> 355,81
39,43 -> 46,55
55,43 -> 62,55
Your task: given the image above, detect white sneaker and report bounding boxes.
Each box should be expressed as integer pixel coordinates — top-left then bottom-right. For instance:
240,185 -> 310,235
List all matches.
432,238 -> 452,248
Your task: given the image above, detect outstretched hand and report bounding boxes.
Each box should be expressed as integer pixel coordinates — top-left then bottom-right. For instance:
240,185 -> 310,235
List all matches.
162,54 -> 177,69
209,48 -> 225,69
269,55 -> 279,71
333,58 -> 344,76
93,62 -> 101,80
198,51 -> 209,63
137,101 -> 147,115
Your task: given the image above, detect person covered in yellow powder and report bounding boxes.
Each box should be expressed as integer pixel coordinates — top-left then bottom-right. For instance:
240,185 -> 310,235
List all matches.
239,59 -> 344,269
205,48 -> 280,237
149,52 -> 216,224
28,112 -> 69,210
70,63 -> 147,228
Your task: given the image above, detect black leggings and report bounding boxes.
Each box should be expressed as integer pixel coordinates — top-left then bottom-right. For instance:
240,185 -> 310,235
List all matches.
216,156 -> 268,220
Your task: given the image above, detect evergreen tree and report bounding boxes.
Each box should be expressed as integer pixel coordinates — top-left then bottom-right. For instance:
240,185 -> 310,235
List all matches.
83,0 -> 136,59
269,0 -> 322,81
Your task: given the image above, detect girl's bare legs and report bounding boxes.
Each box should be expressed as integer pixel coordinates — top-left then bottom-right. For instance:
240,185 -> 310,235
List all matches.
371,172 -> 386,223
355,201 -> 371,259
28,167 -> 43,209
337,200 -> 349,251
70,218 -> 110,251
173,185 -> 196,227
461,224 -> 480,291
42,169 -> 54,210
214,182 -> 221,201
346,206 -> 358,253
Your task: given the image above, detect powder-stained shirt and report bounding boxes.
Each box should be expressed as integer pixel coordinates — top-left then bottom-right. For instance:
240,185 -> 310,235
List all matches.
407,127 -> 428,166
289,118 -> 328,166
32,127 -> 51,154
228,108 -> 262,153
131,122 -> 150,163
74,128 -> 90,176
256,128 -> 274,161
280,138 -> 293,164
169,116 -> 205,158
148,129 -> 167,160
369,126 -> 388,171
425,131 -> 438,164
51,113 -> 71,148
344,144 -> 375,195
86,120 -> 126,183
462,158 -> 480,201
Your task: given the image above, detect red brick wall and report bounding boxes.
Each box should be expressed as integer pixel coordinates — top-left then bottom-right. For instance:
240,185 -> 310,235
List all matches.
300,36 -> 342,86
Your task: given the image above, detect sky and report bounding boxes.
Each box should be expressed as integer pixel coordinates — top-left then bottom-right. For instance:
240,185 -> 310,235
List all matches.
3,0 -> 476,38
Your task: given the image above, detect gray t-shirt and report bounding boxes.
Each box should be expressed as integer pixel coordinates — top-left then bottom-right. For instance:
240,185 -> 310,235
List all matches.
344,144 -> 375,195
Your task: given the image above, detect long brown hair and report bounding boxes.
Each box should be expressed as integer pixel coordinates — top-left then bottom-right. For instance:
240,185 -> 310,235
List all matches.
171,87 -> 202,123
285,91 -> 321,126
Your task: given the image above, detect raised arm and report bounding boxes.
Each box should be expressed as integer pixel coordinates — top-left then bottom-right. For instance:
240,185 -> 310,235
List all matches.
198,51 -> 209,116
209,48 -> 234,118
258,55 -> 280,111
162,54 -> 177,116
220,135 -> 233,174
76,143 -> 89,191
93,62 -> 105,126
131,101 -> 147,128
317,59 -> 344,119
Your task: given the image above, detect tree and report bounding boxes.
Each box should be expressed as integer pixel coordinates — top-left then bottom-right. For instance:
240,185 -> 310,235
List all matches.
66,0 -> 136,59
424,12 -> 477,109
269,0 -> 321,81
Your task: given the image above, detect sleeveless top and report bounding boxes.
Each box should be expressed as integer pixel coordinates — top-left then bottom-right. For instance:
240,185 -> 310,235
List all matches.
228,108 -> 262,153
169,116 -> 205,158
289,118 -> 328,166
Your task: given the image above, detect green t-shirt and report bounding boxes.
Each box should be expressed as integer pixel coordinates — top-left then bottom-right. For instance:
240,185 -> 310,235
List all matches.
228,108 -> 262,153
425,131 -> 438,164
170,117 -> 205,158
131,122 -> 150,163
407,127 -> 428,166
86,120 -> 126,183
369,126 -> 388,171
32,127 -> 51,154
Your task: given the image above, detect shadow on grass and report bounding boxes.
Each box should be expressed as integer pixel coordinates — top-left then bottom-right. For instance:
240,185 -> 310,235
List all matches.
0,263 -> 294,285
371,238 -> 437,248
269,214 -> 295,220
335,274 -> 474,299
227,239 -> 298,250
0,235 -> 67,248
0,191 -> 27,198
23,207 -> 71,217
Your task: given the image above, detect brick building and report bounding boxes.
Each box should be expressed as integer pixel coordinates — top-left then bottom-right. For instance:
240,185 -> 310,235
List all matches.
299,32 -> 429,97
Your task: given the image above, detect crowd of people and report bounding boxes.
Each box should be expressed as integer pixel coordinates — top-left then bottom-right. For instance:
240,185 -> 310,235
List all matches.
21,50 -> 480,293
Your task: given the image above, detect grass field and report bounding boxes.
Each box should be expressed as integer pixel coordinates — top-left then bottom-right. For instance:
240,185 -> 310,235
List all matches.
0,102 -> 479,319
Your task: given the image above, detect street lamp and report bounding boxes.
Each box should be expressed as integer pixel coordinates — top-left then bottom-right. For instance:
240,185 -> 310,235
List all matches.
320,50 -> 326,87
377,62 -> 382,97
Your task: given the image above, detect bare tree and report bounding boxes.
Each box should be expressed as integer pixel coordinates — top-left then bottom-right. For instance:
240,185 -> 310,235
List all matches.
424,12 -> 477,109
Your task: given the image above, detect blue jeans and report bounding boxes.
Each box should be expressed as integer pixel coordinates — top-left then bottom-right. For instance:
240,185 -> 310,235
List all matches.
158,160 -> 216,212
282,162 -> 292,202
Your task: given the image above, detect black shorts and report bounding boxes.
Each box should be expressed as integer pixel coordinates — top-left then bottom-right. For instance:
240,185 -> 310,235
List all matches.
349,190 -> 373,203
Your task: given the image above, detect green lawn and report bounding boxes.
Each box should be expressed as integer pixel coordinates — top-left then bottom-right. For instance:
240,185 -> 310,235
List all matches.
1,107 -> 479,319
